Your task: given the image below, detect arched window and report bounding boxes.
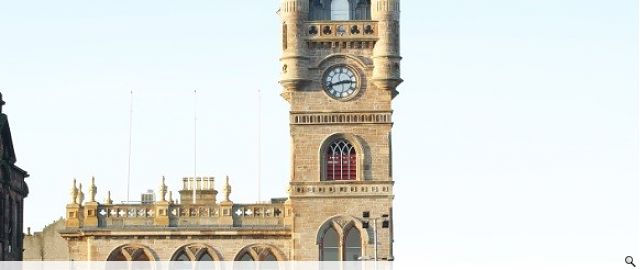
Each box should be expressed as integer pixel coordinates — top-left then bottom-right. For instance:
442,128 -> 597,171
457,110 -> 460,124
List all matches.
319,220 -> 365,261
106,245 -> 155,261
331,0 -> 350,20
326,139 -> 357,181
344,227 -> 362,261
321,227 -> 340,261
235,245 -> 285,261
171,244 -> 221,261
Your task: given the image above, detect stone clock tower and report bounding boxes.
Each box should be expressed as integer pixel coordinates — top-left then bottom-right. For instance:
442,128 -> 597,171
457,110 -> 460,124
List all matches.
280,0 -> 401,261
25,1 -> 402,262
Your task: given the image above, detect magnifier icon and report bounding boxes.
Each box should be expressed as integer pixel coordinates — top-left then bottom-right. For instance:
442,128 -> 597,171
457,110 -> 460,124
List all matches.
626,256 -> 636,267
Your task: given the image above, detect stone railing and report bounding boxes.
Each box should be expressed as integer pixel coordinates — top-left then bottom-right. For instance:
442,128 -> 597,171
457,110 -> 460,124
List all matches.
305,21 -> 378,40
289,181 -> 394,198
231,203 -> 286,227
93,203 -> 286,228
98,204 -> 155,227
291,111 -> 392,125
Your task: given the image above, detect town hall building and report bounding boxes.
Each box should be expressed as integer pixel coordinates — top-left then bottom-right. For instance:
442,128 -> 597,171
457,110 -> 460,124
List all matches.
24,0 -> 402,261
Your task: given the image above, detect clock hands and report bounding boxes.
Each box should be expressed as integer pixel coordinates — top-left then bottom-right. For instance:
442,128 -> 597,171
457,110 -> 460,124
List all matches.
327,79 -> 355,88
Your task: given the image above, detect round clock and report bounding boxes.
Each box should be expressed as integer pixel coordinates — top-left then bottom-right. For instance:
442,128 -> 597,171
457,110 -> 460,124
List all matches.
323,66 -> 358,99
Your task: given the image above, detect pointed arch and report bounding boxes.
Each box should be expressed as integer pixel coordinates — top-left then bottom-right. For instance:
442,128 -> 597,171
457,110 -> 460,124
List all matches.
234,244 -> 287,261
170,243 -> 223,261
106,244 -> 157,261
316,215 -> 370,261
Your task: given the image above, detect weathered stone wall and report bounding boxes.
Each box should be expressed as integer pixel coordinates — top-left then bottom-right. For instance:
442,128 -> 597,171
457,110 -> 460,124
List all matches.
23,218 -> 69,261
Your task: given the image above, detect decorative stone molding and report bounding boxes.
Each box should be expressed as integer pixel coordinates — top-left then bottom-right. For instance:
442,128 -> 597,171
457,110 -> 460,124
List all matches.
289,181 -> 394,198
305,21 -> 378,40
291,111 -> 392,125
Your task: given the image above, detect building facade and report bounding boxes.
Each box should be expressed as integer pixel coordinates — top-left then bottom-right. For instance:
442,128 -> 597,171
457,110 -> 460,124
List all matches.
0,93 -> 30,261
26,0 -> 401,261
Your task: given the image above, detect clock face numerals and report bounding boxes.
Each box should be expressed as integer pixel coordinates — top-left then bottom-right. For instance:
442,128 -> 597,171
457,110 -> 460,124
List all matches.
324,66 -> 358,99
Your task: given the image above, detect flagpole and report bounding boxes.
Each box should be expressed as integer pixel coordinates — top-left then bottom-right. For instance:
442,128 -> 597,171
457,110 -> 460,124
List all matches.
126,90 -> 133,203
193,90 -> 197,204
258,89 -> 262,202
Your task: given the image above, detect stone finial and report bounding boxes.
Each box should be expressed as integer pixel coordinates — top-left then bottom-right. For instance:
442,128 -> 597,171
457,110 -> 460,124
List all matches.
105,191 -> 113,205
70,179 -> 78,204
89,176 -> 97,202
159,176 -> 168,202
77,183 -> 85,205
222,176 -> 231,202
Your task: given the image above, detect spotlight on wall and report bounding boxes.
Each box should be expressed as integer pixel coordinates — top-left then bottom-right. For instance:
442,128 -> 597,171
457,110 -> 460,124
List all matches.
362,221 -> 370,229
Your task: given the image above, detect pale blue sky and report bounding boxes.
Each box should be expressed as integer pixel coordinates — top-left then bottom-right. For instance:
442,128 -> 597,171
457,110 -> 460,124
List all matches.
0,0 -> 637,267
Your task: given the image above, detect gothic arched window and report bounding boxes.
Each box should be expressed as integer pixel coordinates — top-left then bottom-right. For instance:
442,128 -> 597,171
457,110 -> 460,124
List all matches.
106,245 -> 155,261
170,244 -> 221,261
321,227 -> 340,261
344,227 -> 362,261
331,0 -> 350,20
326,139 -> 357,181
319,222 -> 364,261
234,245 -> 284,261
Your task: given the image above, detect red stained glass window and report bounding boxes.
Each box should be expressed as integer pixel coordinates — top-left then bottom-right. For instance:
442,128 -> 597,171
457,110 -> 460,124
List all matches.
326,139 -> 356,180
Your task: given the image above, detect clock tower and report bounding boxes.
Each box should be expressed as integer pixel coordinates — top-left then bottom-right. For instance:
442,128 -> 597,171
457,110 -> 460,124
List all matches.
279,0 -> 401,261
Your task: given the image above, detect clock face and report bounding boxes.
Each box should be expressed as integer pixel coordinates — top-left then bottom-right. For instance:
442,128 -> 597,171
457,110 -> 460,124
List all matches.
323,66 -> 358,99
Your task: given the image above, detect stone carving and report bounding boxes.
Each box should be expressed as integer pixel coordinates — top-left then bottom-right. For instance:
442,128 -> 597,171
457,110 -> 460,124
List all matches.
70,179 -> 78,204
77,183 -> 85,205
89,177 -> 97,203
105,191 -> 113,205
159,176 -> 167,202
323,25 -> 332,35
222,176 -> 231,202
308,25 -> 318,35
